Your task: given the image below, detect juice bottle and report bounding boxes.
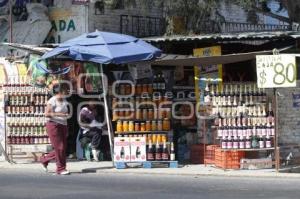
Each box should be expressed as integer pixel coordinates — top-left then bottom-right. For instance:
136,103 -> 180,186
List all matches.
128,121 -> 134,132
163,118 -> 170,131
151,121 -> 157,131
146,121 -> 151,131
123,121 -> 129,132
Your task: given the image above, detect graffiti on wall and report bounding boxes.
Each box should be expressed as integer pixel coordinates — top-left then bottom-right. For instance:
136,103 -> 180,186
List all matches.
45,6 -> 86,43
293,93 -> 300,108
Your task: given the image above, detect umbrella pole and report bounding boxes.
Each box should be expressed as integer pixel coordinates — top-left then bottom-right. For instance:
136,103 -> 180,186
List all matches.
99,64 -> 114,166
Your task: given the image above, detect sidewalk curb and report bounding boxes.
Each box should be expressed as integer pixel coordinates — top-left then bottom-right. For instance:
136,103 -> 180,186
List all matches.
1,162 -> 300,179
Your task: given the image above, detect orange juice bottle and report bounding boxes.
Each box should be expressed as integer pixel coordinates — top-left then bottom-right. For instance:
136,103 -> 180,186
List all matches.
128,121 -> 134,132
152,134 -> 157,144
123,121 -> 129,132
134,123 -> 140,131
163,118 -> 170,131
146,121 -> 151,131
140,123 -> 146,132
116,121 -> 123,132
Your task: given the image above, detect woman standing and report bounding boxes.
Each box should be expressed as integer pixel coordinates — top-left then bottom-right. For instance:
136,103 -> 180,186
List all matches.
40,84 -> 70,175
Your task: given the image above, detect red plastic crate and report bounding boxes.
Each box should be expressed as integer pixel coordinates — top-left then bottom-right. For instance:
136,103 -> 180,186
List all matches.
204,145 -> 218,165
214,148 -> 245,169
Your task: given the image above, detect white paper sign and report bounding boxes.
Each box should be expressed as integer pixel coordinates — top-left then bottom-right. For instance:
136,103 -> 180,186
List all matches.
128,62 -> 153,79
256,55 -> 297,88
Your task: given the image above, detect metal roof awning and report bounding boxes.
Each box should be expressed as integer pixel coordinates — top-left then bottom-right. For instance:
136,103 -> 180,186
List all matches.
152,46 -> 294,66
144,31 -> 300,43
1,43 -> 295,66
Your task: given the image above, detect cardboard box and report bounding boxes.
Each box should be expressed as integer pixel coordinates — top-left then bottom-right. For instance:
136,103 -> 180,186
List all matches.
130,137 -> 146,162
240,158 -> 273,170
114,137 -> 131,162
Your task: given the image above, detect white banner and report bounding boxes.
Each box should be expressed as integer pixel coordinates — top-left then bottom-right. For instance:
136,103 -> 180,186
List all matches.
256,55 -> 297,88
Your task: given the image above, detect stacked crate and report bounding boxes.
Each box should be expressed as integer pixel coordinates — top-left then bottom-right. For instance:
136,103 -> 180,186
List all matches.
204,145 -> 218,165
215,148 -> 245,169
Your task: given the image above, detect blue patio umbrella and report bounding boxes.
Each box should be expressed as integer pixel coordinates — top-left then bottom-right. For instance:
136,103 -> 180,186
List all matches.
41,31 -> 161,64
42,31 -> 161,164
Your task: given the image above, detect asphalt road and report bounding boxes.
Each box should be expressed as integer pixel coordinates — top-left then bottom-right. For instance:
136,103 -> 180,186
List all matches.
0,170 -> 299,199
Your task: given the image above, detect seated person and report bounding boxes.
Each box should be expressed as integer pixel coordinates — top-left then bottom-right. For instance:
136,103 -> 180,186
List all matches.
79,101 -> 103,161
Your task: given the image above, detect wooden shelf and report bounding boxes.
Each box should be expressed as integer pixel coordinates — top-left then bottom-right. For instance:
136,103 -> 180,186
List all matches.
113,119 -> 171,122
115,131 -> 172,134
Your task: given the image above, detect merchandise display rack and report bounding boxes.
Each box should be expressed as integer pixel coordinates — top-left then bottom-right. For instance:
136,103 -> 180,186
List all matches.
111,73 -> 177,167
202,82 -> 279,170
3,78 -> 51,163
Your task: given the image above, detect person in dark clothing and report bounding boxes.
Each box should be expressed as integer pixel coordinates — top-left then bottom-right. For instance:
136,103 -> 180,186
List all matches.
79,101 -> 103,161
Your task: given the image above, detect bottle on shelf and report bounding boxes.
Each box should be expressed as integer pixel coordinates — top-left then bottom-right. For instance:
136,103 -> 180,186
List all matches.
170,142 -> 175,161
259,136 -> 265,149
162,140 -> 169,161
266,135 -> 272,148
204,82 -> 210,104
221,137 -> 227,149
245,136 -> 251,149
155,140 -> 162,161
239,137 -> 245,149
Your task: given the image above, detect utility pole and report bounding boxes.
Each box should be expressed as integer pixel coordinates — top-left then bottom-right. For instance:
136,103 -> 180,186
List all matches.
9,0 -> 12,43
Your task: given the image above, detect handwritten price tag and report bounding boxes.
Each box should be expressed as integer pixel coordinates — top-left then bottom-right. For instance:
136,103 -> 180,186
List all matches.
256,55 -> 297,88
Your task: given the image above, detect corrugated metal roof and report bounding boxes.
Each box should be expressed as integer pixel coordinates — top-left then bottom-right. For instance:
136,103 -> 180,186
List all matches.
0,43 -> 52,55
143,31 -> 300,43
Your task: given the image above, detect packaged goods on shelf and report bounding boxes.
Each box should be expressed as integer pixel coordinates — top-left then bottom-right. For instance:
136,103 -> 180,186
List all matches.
114,137 -> 131,162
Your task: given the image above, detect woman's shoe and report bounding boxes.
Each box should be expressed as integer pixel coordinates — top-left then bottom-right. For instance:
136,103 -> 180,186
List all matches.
58,170 -> 70,175
41,163 -> 48,173
40,155 -> 48,173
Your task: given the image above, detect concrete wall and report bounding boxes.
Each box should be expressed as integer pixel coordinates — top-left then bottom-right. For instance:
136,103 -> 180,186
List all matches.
277,81 -> 300,159
88,0 -> 163,35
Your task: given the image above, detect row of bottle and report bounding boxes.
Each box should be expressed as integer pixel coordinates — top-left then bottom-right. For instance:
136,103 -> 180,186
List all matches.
6,105 -> 46,117
3,81 -> 48,95
112,95 -> 172,108
221,136 -> 272,149
212,103 -> 272,118
216,115 -> 275,128
204,83 -> 267,104
114,75 -> 166,96
116,119 -> 171,132
6,93 -> 48,106
7,135 -> 50,145
147,141 -> 175,161
7,116 -> 46,126
7,125 -> 47,136
210,94 -> 267,108
217,124 -> 275,138
113,108 -> 171,121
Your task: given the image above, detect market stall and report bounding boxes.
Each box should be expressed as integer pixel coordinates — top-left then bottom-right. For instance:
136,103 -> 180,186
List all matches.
40,31 -> 180,168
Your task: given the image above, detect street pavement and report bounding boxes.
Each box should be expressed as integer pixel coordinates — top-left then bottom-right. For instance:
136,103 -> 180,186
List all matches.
0,170 -> 300,199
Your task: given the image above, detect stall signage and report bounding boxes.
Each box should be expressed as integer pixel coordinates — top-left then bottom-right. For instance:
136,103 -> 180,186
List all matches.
256,55 -> 297,88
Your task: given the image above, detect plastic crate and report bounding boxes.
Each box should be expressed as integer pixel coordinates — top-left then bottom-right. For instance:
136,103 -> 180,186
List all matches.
214,148 -> 245,169
204,145 -> 218,165
190,144 -> 205,164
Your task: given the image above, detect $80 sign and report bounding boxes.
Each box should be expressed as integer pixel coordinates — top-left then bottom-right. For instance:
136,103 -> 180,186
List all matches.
256,55 -> 297,88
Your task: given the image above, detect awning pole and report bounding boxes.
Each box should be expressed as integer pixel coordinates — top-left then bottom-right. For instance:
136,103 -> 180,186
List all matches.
99,64 -> 114,165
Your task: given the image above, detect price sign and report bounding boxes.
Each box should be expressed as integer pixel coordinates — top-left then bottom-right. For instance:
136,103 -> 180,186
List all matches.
256,55 -> 297,88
